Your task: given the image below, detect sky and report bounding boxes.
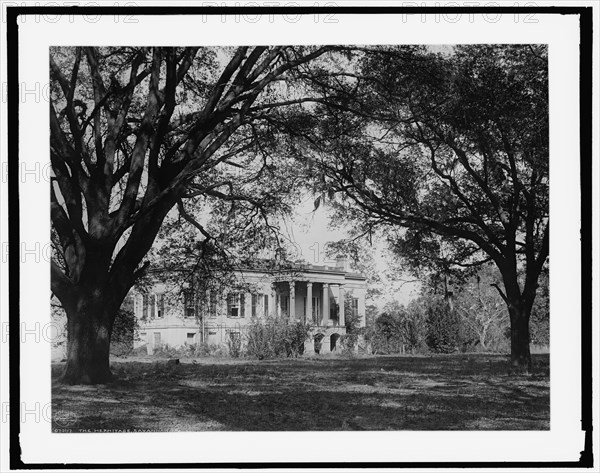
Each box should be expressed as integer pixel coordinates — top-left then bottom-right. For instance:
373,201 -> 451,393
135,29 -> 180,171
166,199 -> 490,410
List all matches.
279,194 -> 421,308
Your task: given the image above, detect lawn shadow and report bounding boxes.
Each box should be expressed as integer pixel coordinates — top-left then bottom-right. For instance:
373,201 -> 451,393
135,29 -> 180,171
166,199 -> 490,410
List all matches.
51,354 -> 549,431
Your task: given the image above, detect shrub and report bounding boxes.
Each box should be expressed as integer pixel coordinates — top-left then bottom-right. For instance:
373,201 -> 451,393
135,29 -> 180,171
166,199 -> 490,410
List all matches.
245,318 -> 275,360
152,343 -> 179,357
246,315 -> 311,359
281,321 -> 309,357
227,335 -> 242,358
145,341 -> 225,358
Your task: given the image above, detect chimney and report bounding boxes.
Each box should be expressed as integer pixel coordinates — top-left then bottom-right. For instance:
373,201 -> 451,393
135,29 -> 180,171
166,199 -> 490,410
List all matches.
336,256 -> 348,272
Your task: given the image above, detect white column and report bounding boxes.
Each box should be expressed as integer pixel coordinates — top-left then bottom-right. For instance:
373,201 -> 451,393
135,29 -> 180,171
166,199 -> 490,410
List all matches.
322,283 -> 329,326
339,284 -> 345,327
306,282 -> 313,324
244,292 -> 251,318
273,284 -> 281,317
289,281 -> 296,321
270,283 -> 277,318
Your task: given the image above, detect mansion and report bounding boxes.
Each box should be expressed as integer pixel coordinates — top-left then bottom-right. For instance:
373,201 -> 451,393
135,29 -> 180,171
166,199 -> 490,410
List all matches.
132,260 -> 367,355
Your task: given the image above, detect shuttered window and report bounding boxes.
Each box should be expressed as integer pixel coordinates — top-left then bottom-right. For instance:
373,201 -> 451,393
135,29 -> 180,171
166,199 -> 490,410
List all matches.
227,293 -> 245,317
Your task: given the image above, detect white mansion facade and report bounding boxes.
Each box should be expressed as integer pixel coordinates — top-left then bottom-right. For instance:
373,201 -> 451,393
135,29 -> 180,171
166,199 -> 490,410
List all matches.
132,260 -> 367,355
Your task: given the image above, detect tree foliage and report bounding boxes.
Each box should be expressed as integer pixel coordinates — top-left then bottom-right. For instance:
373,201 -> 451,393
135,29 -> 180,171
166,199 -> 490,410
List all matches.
49,46 -> 336,383
291,45 -> 548,369
365,301 -> 428,355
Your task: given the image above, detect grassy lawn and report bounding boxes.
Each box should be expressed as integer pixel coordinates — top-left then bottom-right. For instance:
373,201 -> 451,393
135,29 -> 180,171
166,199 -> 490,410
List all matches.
51,353 -> 549,432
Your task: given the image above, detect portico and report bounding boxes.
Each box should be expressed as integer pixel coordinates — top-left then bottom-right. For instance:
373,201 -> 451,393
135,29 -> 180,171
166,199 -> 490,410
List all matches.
270,279 -> 346,328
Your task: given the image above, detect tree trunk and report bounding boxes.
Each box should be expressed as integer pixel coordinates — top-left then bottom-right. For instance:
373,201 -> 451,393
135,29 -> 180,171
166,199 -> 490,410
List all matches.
508,301 -> 531,372
61,292 -> 118,385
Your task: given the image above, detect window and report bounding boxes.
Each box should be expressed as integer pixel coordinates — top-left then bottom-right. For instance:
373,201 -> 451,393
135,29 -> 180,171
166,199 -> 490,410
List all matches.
142,294 -> 149,319
227,293 -> 245,318
184,290 -> 195,318
351,298 -> 359,317
140,332 -> 147,344
209,291 -> 217,318
312,297 -> 319,323
330,300 -> 339,321
150,294 -> 156,318
264,294 -> 269,317
281,295 -> 289,315
153,332 -> 161,346
187,333 -> 196,343
157,294 -> 165,318
251,294 -> 258,318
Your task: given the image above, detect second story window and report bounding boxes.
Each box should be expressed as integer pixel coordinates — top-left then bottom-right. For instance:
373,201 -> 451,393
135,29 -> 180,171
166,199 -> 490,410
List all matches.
142,294 -> 149,320
209,291 -> 217,318
150,294 -> 156,318
184,290 -> 195,318
157,294 -> 165,318
251,294 -> 258,317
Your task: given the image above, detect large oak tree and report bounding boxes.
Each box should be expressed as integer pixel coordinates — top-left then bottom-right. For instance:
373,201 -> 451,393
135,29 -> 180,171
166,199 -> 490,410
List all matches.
50,46 -> 334,384
294,45 -> 548,370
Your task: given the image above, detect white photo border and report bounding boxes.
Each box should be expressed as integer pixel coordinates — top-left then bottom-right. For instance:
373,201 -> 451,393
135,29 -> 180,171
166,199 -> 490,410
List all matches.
8,5 -> 593,466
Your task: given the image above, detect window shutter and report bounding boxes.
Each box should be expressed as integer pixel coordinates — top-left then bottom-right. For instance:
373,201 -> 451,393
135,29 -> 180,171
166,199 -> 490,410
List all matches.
227,293 -> 232,317
240,293 -> 246,317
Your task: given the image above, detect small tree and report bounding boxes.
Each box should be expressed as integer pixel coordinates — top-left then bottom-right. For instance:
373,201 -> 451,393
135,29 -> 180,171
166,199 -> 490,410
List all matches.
401,300 -> 428,354
341,294 -> 363,353
529,268 -> 549,348
424,295 -> 462,354
365,310 -> 404,355
454,265 -> 510,352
